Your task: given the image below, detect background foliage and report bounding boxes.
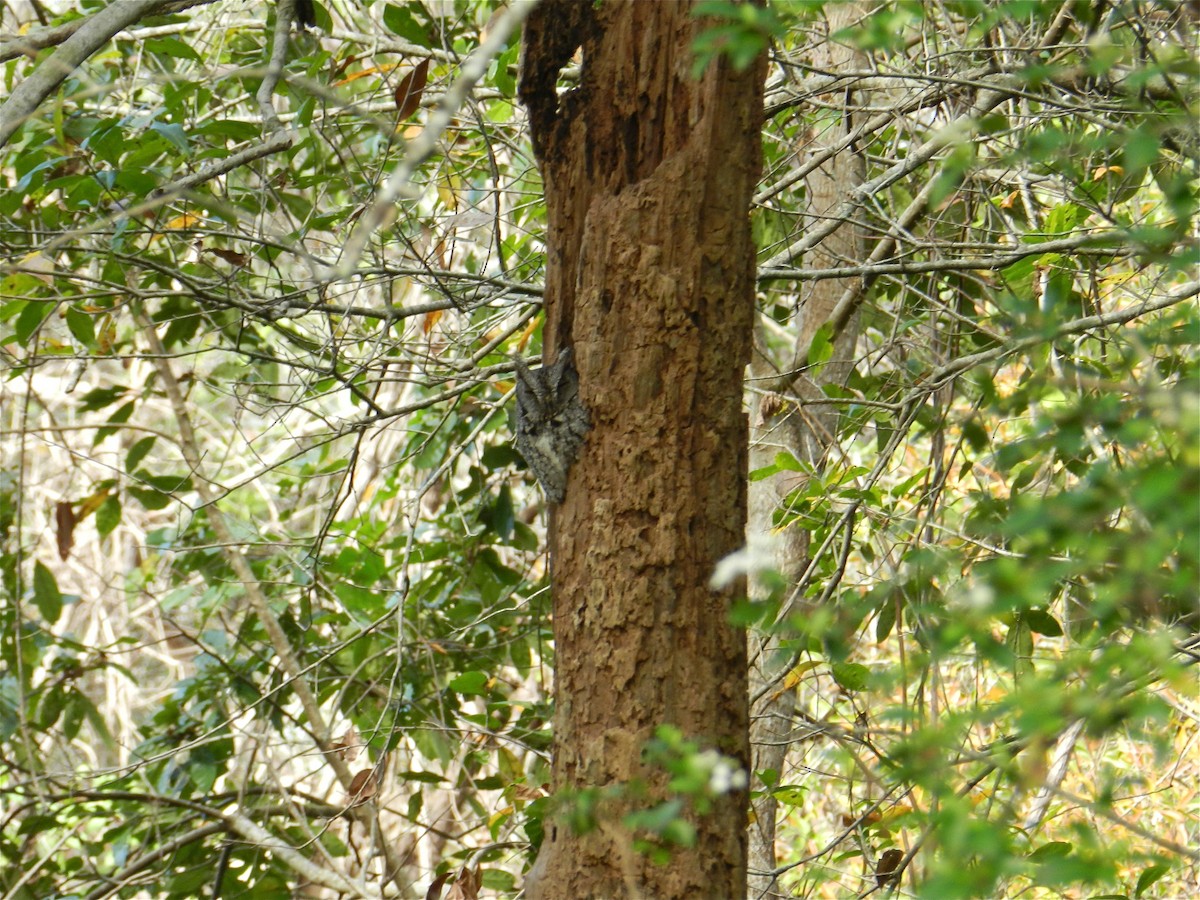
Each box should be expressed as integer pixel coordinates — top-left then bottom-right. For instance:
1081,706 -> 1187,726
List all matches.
1,1 -> 1196,897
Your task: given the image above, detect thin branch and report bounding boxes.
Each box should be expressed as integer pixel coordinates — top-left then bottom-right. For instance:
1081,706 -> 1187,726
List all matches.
0,1 -> 214,63
126,306 -> 351,782
0,1 -> 174,150
760,75 -> 1020,271
256,0 -> 295,135
758,231 -> 1127,284
150,131 -> 294,199
331,0 -> 539,279
924,280 -> 1200,390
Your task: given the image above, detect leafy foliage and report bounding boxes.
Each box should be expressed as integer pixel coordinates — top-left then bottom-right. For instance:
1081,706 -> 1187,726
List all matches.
0,1 -> 1196,898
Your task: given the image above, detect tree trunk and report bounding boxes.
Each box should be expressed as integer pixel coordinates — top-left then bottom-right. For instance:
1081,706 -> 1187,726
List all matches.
747,5 -> 868,897
520,2 -> 767,897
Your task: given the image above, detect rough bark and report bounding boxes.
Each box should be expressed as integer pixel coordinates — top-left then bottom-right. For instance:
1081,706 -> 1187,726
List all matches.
519,2 -> 767,897
746,5 -> 868,897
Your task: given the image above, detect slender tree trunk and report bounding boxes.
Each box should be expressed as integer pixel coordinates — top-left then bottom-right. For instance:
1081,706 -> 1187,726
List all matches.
520,2 -> 767,897
747,5 -> 868,897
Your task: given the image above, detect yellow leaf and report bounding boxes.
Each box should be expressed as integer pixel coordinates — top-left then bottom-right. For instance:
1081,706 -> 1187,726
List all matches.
165,213 -> 202,229
783,660 -> 822,689
488,807 -> 513,829
333,61 -> 401,87
422,308 -> 443,335
96,315 -> 117,353
514,318 -> 539,351
77,489 -> 111,520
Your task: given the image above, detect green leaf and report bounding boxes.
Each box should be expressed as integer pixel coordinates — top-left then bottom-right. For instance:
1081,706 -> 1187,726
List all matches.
1,298 -> 28,324
95,495 -> 122,537
62,693 -> 91,741
1043,202 -> 1084,236
382,4 -> 431,45
1123,127 -> 1160,172
1028,841 -> 1072,861
396,770 -> 447,784
770,785 -> 806,807
93,400 -> 136,446
125,436 -> 156,473
875,600 -> 898,642
149,122 -> 190,154
806,322 -> 835,372
333,582 -> 381,617
127,487 -> 172,511
65,307 -> 96,347
78,386 -> 126,412
143,36 -> 202,63
831,662 -> 869,692
36,689 -> 67,729
449,671 -> 489,695
1135,863 -> 1170,898
15,300 -> 54,344
1025,609 -> 1063,637
33,561 -> 63,623
133,471 -> 192,494
481,485 -> 515,540
775,451 -> 804,472
490,43 -> 519,97
481,870 -> 516,893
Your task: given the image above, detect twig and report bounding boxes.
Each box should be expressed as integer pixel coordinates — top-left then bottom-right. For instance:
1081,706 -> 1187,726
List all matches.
758,232 -> 1126,284
256,0 -> 295,135
0,1 -> 172,149
924,280 -> 1200,390
151,131 -> 294,199
0,0 -> 214,63
331,0 -> 539,279
129,301 -> 413,893
1021,718 -> 1085,832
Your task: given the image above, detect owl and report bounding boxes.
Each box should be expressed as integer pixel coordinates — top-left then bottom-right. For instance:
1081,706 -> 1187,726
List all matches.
512,348 -> 591,503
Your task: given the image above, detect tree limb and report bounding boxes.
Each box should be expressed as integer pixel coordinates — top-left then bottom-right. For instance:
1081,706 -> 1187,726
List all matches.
0,0 -> 173,150
331,0 -> 539,279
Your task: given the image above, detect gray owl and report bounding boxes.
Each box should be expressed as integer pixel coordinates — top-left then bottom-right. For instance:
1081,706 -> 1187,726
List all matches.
512,348 -> 591,503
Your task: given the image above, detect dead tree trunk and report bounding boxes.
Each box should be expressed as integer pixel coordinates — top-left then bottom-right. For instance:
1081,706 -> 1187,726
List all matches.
520,2 -> 767,897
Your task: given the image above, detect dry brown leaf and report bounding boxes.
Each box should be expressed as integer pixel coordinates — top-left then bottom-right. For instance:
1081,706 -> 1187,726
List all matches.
346,768 -> 377,806
445,866 -> 481,900
511,783 -> 545,802
331,728 -> 360,761
875,847 -> 904,888
56,501 -> 76,561
395,59 -> 430,119
425,872 -> 451,900
209,248 -> 249,268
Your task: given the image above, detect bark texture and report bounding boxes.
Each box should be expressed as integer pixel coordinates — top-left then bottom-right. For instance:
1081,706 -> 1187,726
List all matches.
519,2 -> 766,897
746,5 -> 868,897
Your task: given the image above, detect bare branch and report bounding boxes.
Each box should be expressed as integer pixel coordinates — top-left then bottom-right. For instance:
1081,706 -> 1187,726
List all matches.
759,231 -> 1127,284
0,1 -> 174,150
331,0 -> 539,279
256,0 -> 296,135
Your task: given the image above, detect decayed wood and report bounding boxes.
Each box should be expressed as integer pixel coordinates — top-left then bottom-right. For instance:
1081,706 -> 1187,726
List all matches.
520,1 -> 766,897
